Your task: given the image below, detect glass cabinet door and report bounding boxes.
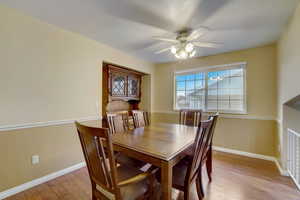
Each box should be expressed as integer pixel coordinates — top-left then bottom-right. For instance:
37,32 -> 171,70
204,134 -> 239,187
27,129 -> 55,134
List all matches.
111,72 -> 126,96
127,75 -> 139,98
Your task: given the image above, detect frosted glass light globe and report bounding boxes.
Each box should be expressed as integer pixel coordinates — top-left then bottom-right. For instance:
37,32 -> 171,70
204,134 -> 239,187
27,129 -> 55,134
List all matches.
171,46 -> 177,54
185,43 -> 194,52
179,50 -> 188,59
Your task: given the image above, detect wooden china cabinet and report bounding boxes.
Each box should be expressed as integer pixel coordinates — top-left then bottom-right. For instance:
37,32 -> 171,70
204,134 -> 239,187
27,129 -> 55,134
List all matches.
102,62 -> 145,116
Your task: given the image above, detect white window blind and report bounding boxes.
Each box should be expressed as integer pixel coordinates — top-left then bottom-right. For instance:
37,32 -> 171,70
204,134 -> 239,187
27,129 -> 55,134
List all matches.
174,63 -> 247,114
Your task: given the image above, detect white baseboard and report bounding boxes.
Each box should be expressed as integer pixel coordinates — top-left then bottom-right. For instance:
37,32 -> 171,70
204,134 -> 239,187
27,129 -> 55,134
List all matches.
274,159 -> 289,176
212,146 -> 289,176
0,162 -> 86,200
212,146 -> 274,161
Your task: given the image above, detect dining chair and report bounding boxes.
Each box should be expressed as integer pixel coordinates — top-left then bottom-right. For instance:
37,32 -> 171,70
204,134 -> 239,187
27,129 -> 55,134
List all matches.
107,111 -> 130,134
170,117 -> 215,200
204,113 -> 219,182
132,110 -> 150,128
75,121 -> 157,200
183,113 -> 219,182
179,109 -> 202,127
106,111 -> 147,169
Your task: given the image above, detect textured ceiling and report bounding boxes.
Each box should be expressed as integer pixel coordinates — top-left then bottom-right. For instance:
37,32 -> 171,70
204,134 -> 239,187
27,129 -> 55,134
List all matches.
0,0 -> 299,63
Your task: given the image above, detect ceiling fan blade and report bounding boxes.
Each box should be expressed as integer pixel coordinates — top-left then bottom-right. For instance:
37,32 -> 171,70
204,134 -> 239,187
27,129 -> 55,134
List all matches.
193,42 -> 222,48
155,47 -> 173,54
97,0 -> 178,32
167,0 -> 203,31
153,37 -> 178,43
185,0 -> 230,29
187,31 -> 201,41
187,27 -> 209,41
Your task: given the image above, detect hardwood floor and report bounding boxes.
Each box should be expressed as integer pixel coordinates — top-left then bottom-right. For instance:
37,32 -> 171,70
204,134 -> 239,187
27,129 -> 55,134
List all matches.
5,151 -> 300,200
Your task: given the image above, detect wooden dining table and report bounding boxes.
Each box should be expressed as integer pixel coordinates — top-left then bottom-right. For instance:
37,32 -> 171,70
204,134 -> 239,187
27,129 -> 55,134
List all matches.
82,120 -> 198,200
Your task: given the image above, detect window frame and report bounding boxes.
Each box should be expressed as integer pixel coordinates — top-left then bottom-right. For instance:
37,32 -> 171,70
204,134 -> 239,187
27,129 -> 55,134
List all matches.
173,62 -> 247,114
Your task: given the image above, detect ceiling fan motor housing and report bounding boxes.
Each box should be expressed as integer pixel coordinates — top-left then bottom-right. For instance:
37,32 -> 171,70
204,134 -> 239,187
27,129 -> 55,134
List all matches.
176,29 -> 192,42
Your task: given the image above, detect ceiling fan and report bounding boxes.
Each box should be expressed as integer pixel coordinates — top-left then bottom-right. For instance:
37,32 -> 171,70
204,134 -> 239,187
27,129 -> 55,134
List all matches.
153,27 -> 222,59
97,0 -> 228,60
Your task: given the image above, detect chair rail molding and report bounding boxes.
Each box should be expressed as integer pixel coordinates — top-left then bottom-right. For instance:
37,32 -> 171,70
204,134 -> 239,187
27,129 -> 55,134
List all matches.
0,116 -> 101,132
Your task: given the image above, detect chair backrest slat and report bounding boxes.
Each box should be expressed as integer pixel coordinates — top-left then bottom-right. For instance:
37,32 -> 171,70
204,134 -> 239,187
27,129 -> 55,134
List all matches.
132,110 -> 149,128
96,138 -> 112,188
107,111 -> 129,133
179,109 -> 202,127
75,122 -> 119,194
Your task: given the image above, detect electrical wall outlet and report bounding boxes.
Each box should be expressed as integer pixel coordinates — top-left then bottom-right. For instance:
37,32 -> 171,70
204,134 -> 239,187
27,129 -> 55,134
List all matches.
31,155 -> 39,165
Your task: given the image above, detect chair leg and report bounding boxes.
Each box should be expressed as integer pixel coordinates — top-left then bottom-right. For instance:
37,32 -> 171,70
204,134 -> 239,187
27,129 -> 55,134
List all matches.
91,182 -> 98,200
206,147 -> 212,182
184,186 -> 190,200
196,170 -> 204,199
146,166 -> 160,200
92,195 -> 97,200
146,175 -> 155,200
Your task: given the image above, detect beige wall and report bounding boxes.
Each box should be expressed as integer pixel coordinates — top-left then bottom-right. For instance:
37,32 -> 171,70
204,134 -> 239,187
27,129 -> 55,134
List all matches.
0,5 -> 154,192
0,5 -> 154,126
152,44 -> 278,156
283,106 -> 300,134
153,44 -> 277,117
277,2 -> 300,166
0,124 -> 84,192
139,75 -> 152,112
278,3 -> 300,114
152,113 -> 276,156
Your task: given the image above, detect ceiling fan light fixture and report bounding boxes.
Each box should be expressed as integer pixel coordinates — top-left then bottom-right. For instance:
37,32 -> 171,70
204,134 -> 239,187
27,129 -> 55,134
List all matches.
166,35 -> 209,59
185,43 -> 194,52
153,26 -> 221,60
177,50 -> 188,59
171,46 -> 177,54
171,43 -> 196,59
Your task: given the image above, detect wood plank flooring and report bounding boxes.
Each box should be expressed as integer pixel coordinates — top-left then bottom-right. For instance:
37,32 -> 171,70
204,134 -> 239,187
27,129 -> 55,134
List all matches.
5,151 -> 300,200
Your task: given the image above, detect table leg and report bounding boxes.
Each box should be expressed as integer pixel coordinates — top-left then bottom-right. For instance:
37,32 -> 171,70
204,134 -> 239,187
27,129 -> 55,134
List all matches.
161,161 -> 172,200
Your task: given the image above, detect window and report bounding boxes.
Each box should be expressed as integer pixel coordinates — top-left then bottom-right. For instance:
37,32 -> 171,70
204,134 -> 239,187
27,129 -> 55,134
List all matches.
174,62 -> 246,114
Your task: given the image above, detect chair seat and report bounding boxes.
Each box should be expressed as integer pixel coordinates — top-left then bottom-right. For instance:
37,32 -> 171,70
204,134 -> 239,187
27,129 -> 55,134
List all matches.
116,153 -> 147,169
154,159 -> 190,190
118,165 -> 149,200
97,165 -> 148,200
